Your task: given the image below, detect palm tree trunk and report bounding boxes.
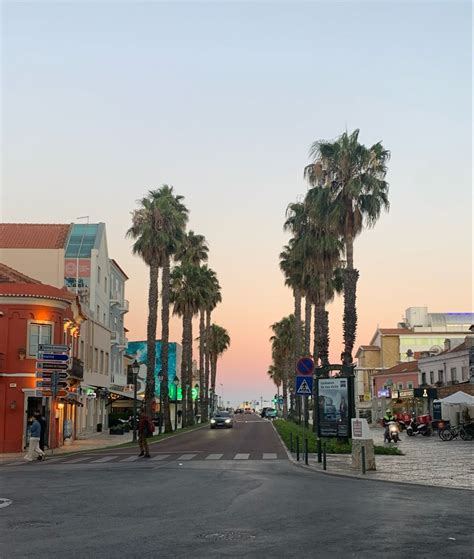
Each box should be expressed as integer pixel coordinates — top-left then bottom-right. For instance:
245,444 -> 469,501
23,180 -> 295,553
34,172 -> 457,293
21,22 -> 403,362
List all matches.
160,257 -> 172,432
304,297 -> 312,355
180,314 -> 188,427
318,278 -> 329,366
343,235 -> 359,365
294,288 -> 302,358
313,304 -> 320,366
211,355 -> 217,395
186,314 -> 194,426
145,265 -> 159,416
282,372 -> 288,419
204,309 -> 211,419
199,310 -> 205,420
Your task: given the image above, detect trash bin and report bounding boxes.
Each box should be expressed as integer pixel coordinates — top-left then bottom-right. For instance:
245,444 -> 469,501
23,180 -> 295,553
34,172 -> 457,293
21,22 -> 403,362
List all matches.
97,423 -> 102,433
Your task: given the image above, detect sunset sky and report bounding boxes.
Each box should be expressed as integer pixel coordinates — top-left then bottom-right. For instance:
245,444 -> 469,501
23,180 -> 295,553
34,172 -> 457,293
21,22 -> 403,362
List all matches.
2,1 -> 472,406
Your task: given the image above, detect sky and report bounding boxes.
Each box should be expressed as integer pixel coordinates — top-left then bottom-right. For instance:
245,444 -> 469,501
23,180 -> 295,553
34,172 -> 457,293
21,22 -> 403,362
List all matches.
1,1 -> 472,406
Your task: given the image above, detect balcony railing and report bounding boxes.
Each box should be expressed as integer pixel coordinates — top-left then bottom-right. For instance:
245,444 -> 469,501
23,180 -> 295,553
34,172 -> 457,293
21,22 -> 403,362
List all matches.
119,299 -> 129,313
70,357 -> 84,380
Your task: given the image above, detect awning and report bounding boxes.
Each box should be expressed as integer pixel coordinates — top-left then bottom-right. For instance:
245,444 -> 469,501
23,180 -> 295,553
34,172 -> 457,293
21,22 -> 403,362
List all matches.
60,394 -> 84,407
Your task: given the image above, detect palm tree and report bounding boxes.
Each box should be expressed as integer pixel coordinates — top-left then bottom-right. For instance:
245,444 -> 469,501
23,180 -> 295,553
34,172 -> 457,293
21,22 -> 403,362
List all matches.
170,264 -> 206,427
127,191 -> 166,416
304,129 -> 390,365
151,185 -> 188,431
203,276 -> 222,420
175,230 -> 208,266
208,324 -> 230,412
267,365 -> 282,396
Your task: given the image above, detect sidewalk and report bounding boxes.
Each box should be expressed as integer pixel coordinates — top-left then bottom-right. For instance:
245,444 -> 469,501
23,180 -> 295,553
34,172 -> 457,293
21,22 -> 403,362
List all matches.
0,431 -> 135,464
291,427 -> 473,491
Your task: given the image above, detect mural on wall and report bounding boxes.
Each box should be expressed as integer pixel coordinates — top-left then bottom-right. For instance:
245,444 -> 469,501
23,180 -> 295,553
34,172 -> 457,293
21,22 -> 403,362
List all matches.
64,259 -> 91,307
127,341 -> 179,398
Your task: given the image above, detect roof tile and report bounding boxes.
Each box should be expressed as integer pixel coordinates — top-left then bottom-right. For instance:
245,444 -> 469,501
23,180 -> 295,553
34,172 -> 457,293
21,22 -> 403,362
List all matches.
0,223 -> 71,249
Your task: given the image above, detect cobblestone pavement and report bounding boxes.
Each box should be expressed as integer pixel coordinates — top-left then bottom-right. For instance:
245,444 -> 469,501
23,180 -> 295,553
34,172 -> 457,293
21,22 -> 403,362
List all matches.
301,427 -> 473,490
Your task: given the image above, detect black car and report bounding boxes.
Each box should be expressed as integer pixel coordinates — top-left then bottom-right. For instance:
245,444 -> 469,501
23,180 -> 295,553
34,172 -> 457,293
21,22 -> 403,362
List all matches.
210,410 -> 234,429
261,407 -> 269,418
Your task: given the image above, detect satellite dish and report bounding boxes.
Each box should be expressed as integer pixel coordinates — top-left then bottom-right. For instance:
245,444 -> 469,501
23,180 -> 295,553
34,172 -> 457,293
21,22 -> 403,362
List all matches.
430,346 -> 442,355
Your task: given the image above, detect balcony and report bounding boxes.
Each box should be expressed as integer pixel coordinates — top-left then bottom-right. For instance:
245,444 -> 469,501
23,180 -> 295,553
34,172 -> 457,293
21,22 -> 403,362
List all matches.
119,299 -> 129,314
110,291 -> 121,306
111,332 -> 128,348
70,357 -> 84,381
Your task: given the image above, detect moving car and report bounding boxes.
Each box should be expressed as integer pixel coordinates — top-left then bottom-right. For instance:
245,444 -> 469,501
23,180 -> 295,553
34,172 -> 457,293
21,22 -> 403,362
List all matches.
264,408 -> 277,419
234,409 -> 243,414
244,407 -> 252,414
210,410 -> 234,429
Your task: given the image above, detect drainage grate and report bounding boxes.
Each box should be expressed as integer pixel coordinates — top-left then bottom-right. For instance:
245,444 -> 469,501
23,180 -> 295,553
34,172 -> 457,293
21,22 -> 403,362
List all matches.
197,531 -> 256,541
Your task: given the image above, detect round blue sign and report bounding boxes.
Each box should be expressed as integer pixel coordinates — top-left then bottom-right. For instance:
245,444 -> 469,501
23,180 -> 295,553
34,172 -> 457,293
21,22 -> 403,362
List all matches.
296,357 -> 314,376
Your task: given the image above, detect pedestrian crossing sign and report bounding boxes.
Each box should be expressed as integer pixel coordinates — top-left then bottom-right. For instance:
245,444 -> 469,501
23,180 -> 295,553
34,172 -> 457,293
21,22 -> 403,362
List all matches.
296,376 -> 313,395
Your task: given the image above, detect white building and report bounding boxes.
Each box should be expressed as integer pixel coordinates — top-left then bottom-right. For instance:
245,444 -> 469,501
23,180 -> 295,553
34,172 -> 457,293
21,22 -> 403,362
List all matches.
418,335 -> 473,387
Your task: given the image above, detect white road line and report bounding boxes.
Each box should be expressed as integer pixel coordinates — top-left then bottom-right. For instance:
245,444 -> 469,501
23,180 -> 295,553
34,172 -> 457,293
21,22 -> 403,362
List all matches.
234,453 -> 250,460
205,454 -> 223,460
177,454 -> 197,461
64,456 -> 93,464
151,454 -> 170,461
263,453 -> 277,460
90,456 -> 117,463
120,455 -> 140,462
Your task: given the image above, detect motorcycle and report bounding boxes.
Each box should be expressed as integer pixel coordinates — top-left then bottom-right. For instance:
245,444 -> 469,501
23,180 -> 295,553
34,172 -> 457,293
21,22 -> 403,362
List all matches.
384,421 -> 400,443
406,418 -> 432,437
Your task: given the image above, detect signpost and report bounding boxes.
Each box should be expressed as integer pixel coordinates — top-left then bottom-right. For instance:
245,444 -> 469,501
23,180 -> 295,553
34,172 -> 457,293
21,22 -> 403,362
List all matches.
295,357 -> 315,448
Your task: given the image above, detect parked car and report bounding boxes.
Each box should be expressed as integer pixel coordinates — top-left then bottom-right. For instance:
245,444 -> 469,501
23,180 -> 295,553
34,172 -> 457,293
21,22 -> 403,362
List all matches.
265,408 -> 277,419
210,410 -> 234,429
235,408 -> 243,414
261,407 -> 269,418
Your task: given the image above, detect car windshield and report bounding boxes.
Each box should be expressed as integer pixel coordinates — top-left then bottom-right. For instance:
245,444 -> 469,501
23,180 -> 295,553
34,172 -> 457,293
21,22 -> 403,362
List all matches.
215,411 -> 230,417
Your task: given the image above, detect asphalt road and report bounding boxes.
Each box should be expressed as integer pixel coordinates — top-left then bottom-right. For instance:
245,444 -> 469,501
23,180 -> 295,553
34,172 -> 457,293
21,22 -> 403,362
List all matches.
0,414 -> 472,558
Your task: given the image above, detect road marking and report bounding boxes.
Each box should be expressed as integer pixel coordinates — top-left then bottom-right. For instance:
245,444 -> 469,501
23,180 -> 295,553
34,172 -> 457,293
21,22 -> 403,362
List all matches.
151,454 -> 170,461
263,453 -> 277,459
120,455 -> 140,462
0,498 -> 13,509
205,454 -> 223,460
90,456 -> 117,463
234,453 -> 250,460
64,456 -> 93,464
177,454 -> 197,461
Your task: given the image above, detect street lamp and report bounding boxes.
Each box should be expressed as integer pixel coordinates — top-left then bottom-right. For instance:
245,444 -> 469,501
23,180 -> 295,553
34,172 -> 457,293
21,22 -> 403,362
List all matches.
131,360 -> 140,443
158,372 -> 163,435
194,383 -> 199,420
173,376 -> 179,431
220,383 -> 224,410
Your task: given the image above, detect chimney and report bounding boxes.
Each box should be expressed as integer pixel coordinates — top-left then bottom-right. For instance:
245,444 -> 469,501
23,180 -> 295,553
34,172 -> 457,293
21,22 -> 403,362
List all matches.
444,339 -> 451,352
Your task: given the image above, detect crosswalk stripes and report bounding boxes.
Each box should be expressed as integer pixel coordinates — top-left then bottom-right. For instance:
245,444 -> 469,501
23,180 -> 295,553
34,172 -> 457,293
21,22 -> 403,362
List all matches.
150,454 -> 170,461
177,454 -> 197,461
205,454 -> 224,460
263,453 -> 277,460
64,456 -> 93,464
234,453 -> 250,460
90,456 -> 117,463
120,455 -> 140,463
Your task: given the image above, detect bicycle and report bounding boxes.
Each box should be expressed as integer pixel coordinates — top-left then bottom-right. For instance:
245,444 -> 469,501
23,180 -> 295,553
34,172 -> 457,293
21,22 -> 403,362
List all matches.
438,423 -> 473,441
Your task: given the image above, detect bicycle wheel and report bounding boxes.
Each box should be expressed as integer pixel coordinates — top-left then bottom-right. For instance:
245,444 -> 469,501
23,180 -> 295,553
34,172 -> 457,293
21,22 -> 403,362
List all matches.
439,429 -> 453,441
460,427 -> 473,441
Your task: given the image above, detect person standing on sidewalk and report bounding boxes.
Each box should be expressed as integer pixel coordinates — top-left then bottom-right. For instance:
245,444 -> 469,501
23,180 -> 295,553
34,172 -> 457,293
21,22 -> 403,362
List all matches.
138,410 -> 153,458
24,414 -> 45,462
34,411 -> 47,452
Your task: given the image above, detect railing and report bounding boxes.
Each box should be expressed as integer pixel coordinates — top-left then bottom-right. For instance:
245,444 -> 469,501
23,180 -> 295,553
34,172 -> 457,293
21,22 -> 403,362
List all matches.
70,357 -> 84,380
119,299 -> 129,313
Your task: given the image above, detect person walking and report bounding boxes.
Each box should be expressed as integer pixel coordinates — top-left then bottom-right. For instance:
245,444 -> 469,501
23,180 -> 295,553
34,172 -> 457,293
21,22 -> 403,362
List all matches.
24,414 -> 45,462
34,411 -> 47,453
138,410 -> 153,458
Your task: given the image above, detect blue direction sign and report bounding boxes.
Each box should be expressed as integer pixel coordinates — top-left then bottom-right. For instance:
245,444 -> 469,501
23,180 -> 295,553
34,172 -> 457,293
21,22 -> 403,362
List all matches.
38,344 -> 70,353
38,353 -> 69,361
36,371 -> 70,379
296,357 -> 315,376
37,362 -> 69,370
296,376 -> 313,395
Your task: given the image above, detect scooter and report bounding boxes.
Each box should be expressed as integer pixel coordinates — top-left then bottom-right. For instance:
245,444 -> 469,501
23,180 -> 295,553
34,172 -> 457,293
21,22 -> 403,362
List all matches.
406,418 -> 431,437
384,421 -> 400,443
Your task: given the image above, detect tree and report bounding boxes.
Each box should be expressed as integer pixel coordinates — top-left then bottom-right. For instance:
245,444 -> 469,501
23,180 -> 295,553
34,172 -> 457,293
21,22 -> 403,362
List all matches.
203,274 -> 222,420
127,191 -> 167,416
208,324 -> 230,412
170,264 -> 206,427
148,186 -> 188,431
304,129 -> 390,364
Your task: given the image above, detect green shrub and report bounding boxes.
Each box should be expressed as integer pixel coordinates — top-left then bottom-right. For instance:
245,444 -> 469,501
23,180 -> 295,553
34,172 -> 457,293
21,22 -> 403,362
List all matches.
273,419 -> 402,456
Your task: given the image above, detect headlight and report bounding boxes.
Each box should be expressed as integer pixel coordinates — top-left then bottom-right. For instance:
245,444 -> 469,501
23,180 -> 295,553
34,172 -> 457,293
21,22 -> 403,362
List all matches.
210,419 -> 216,424
225,419 -> 231,423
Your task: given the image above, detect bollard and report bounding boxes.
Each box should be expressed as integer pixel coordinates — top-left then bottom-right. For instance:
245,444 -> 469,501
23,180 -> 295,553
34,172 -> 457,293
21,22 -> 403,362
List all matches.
361,445 -> 366,475
290,432 -> 293,453
296,435 -> 300,461
323,443 -> 327,471
304,438 -> 309,465
317,438 -> 322,463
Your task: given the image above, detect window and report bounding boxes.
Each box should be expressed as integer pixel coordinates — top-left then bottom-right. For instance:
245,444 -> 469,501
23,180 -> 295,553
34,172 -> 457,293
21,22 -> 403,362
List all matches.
430,371 -> 434,385
28,323 -> 52,357
103,313 -> 106,325
95,348 -> 99,371
80,340 -> 84,360
105,353 -> 109,374
450,367 -> 456,382
97,305 -> 100,320
98,266 -> 101,284
438,370 -> 444,383
104,276 -> 107,294
407,382 -> 413,389
100,350 -> 104,373
421,372 -> 427,385
398,383 -> 403,390
462,366 -> 468,381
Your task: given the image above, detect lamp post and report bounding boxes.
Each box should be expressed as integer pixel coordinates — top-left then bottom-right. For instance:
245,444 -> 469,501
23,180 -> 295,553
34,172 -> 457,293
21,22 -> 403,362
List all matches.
131,360 -> 140,443
173,376 -> 179,431
158,372 -> 163,435
220,383 -> 224,410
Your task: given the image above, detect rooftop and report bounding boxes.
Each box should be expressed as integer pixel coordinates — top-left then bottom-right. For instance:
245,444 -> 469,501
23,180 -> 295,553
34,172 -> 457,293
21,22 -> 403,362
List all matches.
374,361 -> 420,376
0,223 -> 71,249
0,263 -> 42,284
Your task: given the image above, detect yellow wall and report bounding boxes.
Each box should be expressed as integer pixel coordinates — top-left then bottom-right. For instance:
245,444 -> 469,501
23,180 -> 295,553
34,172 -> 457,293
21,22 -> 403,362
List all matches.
381,336 -> 400,368
0,248 -> 65,288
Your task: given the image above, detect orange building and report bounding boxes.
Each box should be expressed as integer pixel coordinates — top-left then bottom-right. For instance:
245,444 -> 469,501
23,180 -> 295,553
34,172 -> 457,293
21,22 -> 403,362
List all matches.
0,263 -> 85,453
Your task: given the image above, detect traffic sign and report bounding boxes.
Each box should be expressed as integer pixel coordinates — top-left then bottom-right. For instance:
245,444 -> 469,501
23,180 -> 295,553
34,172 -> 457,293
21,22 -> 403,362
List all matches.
296,357 -> 314,376
296,376 -> 313,395
38,344 -> 70,352
36,380 -> 68,388
37,362 -> 70,370
36,371 -> 70,379
37,390 -> 68,398
37,353 -> 69,361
